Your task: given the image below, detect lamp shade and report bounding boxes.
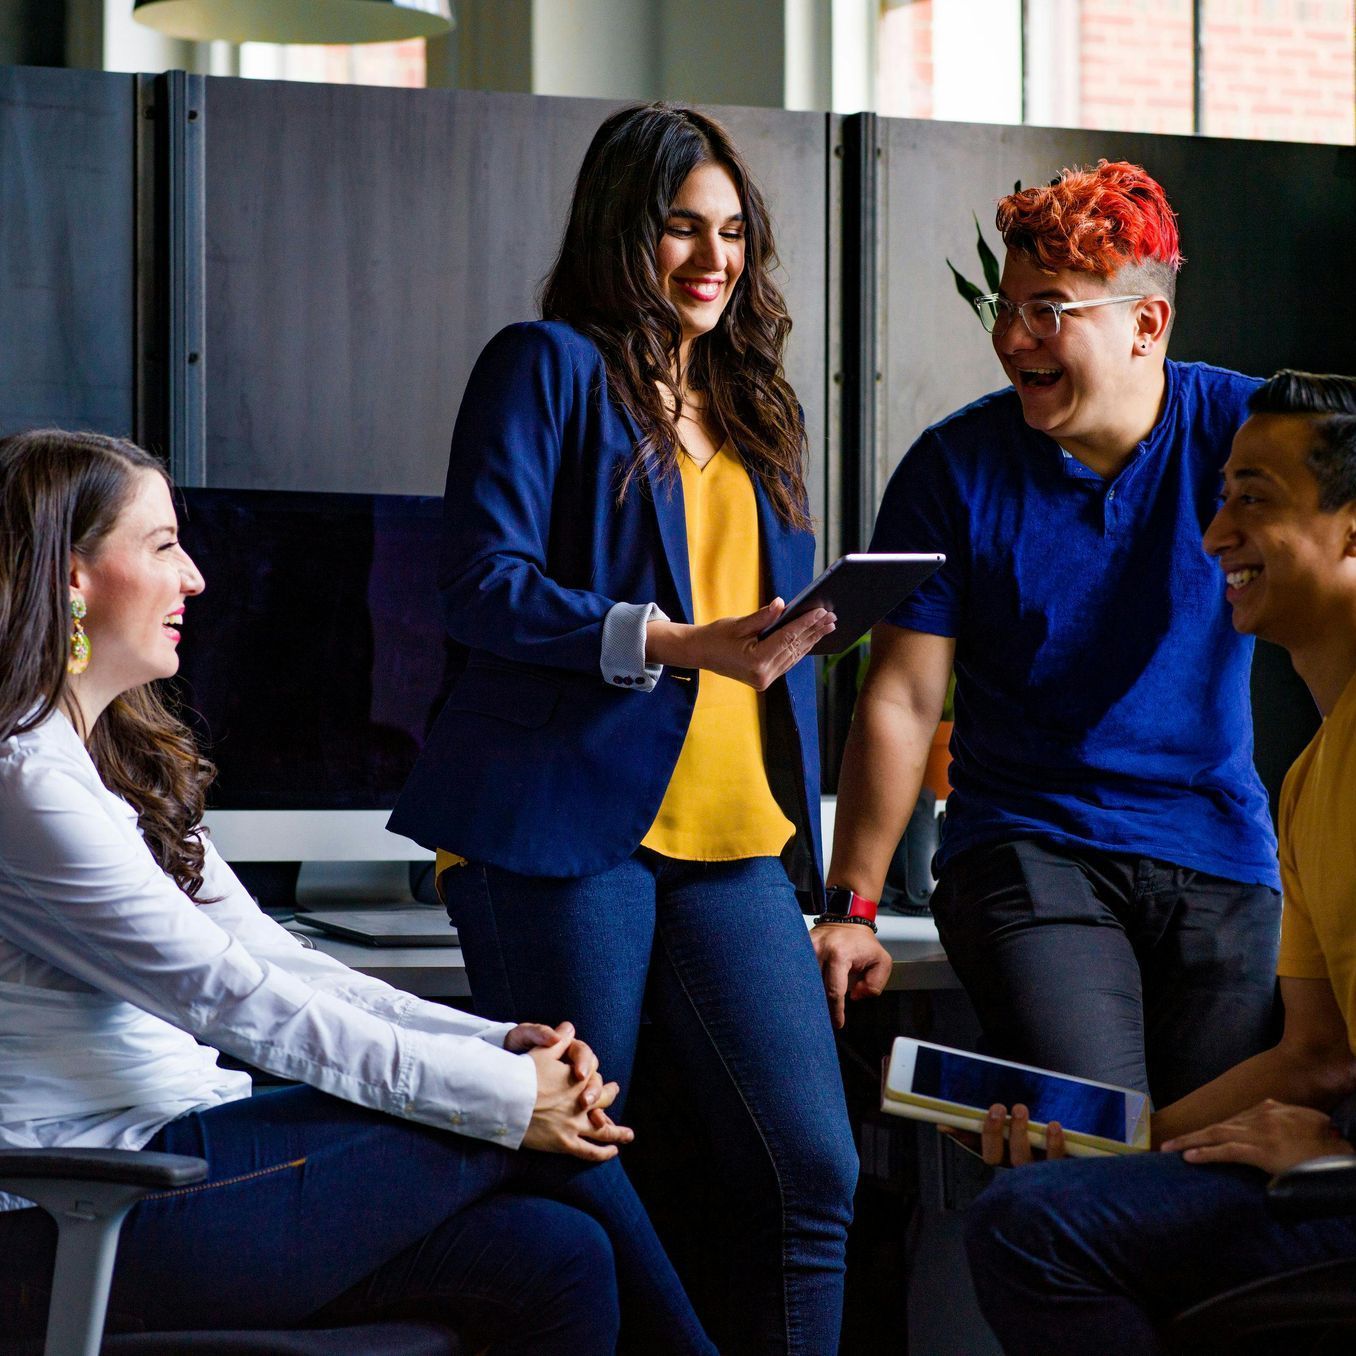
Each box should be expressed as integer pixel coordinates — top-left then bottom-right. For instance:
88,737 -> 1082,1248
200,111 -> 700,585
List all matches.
133,0 -> 452,44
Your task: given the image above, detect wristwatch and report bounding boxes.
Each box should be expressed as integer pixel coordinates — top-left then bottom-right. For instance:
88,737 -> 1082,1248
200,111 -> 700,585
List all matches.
814,885 -> 879,933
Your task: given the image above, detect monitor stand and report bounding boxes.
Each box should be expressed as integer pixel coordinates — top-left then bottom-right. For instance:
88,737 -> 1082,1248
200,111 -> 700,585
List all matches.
203,810 -> 434,913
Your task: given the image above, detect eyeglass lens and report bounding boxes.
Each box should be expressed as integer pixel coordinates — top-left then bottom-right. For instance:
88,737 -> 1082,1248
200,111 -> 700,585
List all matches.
977,298 -> 1061,339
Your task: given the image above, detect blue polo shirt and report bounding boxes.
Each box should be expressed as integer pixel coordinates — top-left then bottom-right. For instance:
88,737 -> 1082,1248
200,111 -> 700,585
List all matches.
873,360 -> 1279,888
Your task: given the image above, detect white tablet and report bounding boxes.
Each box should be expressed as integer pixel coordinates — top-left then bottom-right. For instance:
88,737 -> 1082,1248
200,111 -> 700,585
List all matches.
882,1037 -> 1150,1158
757,553 -> 945,656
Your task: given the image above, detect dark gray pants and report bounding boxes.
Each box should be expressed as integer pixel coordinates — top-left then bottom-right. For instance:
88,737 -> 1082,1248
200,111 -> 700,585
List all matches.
930,837 -> 1282,1107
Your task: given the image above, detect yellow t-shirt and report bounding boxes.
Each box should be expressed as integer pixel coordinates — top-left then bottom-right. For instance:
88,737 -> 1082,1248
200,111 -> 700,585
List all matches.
640,443 -> 795,861
1276,669 -> 1356,1052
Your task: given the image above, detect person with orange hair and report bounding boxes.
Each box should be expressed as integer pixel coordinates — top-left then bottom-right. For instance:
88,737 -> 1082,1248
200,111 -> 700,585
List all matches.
814,161 -> 1281,1110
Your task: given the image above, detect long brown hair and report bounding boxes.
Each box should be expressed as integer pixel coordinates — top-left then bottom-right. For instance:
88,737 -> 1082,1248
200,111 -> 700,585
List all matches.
0,429 -> 215,899
541,103 -> 811,530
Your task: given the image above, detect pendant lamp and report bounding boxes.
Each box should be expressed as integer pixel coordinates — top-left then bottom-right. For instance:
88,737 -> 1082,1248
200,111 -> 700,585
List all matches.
133,0 -> 453,44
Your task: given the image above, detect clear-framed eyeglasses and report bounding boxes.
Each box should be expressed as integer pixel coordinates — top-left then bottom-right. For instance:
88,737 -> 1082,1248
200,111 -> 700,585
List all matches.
973,293 -> 1146,340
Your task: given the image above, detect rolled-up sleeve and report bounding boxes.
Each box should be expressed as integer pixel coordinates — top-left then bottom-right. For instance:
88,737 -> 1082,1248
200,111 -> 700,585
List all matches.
600,600 -> 669,691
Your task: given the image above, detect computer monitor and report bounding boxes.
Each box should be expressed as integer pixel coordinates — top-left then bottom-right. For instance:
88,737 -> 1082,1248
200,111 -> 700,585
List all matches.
172,486 -> 459,898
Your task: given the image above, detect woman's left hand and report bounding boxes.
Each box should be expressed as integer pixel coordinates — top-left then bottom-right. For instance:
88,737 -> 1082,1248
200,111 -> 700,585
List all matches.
647,599 -> 836,691
506,1021 -> 605,1107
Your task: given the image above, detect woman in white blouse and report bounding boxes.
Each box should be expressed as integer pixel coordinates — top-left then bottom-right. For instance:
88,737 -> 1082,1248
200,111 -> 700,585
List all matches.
0,428 -> 713,1353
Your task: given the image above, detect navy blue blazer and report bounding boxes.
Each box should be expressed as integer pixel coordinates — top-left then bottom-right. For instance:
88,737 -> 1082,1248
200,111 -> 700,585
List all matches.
389,321 -> 823,901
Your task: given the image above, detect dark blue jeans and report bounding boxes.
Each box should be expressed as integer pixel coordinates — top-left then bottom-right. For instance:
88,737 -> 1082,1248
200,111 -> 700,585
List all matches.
965,1150 -> 1356,1354
931,838 -> 1282,1105
442,850 -> 858,1356
0,1085 -> 713,1355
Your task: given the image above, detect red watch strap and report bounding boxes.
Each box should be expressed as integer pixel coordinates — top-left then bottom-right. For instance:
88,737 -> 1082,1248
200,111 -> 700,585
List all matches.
844,891 -> 878,924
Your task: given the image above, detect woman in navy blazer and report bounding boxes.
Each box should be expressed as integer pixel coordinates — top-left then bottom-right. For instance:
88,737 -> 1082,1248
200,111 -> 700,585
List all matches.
391,104 -> 857,1354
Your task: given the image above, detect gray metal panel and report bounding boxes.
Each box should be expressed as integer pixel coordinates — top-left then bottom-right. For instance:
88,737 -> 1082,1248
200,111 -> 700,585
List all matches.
135,72 -> 207,480
0,66 -> 135,437
876,119 -> 1356,504
202,83 -> 610,493
200,82 -> 833,506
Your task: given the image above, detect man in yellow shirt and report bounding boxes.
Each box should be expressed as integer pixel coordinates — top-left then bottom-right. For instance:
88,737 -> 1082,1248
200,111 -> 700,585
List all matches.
964,369 -> 1356,1355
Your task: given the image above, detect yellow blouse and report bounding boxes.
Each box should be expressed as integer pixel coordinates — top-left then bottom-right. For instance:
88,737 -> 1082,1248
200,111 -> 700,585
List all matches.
640,443 -> 794,861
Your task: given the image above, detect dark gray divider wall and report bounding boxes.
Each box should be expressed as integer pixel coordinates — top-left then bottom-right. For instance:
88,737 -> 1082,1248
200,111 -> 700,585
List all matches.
0,66 -> 135,438
200,79 -> 835,551
876,119 -> 1356,505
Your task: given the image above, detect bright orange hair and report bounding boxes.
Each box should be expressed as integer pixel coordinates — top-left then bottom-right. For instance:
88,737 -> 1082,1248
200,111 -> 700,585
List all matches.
996,160 -> 1182,279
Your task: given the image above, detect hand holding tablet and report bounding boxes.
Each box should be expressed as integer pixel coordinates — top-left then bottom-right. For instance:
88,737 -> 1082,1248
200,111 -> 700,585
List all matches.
758,553 -> 945,656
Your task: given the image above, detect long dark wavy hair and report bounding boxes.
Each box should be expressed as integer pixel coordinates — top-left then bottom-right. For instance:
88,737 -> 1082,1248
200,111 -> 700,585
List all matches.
0,429 -> 215,899
541,103 -> 811,530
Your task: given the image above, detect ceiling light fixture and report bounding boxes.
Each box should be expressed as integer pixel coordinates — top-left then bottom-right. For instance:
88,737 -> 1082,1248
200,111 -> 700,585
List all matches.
133,0 -> 452,44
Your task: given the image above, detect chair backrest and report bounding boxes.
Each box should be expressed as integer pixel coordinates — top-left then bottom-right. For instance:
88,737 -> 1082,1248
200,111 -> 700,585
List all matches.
0,1149 -> 459,1356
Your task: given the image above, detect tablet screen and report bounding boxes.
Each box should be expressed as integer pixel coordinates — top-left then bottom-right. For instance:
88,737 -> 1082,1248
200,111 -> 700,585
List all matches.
911,1046 -> 1136,1143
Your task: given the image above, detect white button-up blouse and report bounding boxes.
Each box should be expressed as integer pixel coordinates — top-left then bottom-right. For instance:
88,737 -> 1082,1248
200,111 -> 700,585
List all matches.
0,711 -> 536,1208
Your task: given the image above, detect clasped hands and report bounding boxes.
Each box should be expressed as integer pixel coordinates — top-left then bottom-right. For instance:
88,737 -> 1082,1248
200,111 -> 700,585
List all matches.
506,1021 -> 634,1162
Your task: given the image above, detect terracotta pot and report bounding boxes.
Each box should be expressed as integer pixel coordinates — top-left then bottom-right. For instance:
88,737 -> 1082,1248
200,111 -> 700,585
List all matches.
923,720 -> 954,800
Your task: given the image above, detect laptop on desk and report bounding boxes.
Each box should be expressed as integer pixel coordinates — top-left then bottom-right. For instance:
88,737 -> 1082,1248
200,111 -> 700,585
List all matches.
295,906 -> 459,948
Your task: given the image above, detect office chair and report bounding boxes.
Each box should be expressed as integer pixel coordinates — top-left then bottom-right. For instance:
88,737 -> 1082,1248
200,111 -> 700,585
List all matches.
1166,1153 -> 1356,1355
0,1148 -> 460,1356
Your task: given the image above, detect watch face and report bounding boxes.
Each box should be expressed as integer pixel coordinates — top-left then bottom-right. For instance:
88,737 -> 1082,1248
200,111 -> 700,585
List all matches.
823,886 -> 854,915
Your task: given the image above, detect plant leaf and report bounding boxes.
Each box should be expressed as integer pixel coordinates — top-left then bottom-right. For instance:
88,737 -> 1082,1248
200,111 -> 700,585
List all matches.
946,259 -> 983,306
974,212 -> 1001,293
824,631 -> 870,674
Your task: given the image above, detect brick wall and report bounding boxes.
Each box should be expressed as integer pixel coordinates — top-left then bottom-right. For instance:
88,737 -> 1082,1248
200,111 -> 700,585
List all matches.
1201,0 -> 1354,143
877,0 -> 1354,144
1080,0 -> 1195,134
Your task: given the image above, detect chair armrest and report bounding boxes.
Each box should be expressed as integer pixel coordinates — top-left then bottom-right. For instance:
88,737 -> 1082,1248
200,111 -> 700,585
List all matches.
1267,1153 -> 1356,1221
0,1147 -> 207,1191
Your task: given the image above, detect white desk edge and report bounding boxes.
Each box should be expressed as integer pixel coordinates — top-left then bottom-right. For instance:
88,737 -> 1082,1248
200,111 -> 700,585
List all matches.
213,797 -> 956,997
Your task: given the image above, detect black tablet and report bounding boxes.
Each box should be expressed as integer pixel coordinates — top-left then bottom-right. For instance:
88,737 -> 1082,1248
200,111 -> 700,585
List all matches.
757,553 -> 945,655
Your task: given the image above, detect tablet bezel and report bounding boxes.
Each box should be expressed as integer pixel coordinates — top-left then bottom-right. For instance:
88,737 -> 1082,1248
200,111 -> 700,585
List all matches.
757,552 -> 945,656
881,1036 -> 1150,1158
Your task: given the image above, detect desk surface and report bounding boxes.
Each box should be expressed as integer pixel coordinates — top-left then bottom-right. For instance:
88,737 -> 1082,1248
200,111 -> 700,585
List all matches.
297,912 -> 956,999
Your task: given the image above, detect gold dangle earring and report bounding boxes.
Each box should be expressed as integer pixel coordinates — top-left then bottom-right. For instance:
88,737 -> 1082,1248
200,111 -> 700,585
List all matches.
67,595 -> 90,675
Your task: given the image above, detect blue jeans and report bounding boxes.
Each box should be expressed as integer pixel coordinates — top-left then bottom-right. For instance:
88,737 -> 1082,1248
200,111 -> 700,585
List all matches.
931,839 -> 1282,1105
442,850 -> 858,1356
964,1151 -> 1356,1354
0,1085 -> 713,1354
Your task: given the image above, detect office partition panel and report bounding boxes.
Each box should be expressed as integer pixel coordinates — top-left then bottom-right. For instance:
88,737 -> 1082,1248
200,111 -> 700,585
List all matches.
198,79 -> 836,546
0,66 -> 135,438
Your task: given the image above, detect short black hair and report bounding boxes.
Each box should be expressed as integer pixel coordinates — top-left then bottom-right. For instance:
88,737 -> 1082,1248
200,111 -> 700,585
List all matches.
1248,370 -> 1356,511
